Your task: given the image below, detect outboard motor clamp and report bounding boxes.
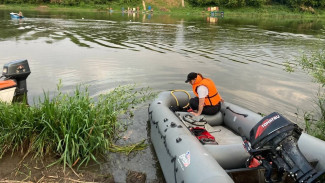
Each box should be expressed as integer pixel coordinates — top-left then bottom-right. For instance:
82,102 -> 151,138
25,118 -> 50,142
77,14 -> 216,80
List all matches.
2,59 -> 31,96
248,112 -> 324,183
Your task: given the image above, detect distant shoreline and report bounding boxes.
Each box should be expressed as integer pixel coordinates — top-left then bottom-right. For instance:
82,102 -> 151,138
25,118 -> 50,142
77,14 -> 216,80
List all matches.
1,4 -> 324,18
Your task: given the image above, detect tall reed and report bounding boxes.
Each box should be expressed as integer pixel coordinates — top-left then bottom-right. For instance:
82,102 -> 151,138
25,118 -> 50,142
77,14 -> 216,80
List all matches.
0,82 -> 155,170
299,48 -> 325,140
304,90 -> 325,140
284,45 -> 325,140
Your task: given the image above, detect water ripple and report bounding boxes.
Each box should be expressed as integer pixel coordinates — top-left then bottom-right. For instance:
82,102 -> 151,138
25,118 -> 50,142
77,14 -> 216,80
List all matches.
1,14 -> 325,71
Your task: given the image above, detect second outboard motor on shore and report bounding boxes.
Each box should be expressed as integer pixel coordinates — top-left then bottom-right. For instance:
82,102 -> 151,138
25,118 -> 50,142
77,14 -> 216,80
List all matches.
247,112 -> 324,183
0,59 -> 31,103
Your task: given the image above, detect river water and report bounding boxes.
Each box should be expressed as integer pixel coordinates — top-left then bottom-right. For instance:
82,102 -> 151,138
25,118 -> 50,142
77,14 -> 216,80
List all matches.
0,9 -> 324,182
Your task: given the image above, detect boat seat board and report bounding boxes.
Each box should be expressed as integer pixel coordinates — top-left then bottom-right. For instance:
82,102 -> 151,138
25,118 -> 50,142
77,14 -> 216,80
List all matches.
209,126 -> 243,145
0,80 -> 17,90
175,111 -> 223,126
203,111 -> 223,126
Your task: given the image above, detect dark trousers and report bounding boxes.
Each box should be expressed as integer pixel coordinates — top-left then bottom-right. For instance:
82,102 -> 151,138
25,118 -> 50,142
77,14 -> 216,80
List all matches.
189,97 -> 221,115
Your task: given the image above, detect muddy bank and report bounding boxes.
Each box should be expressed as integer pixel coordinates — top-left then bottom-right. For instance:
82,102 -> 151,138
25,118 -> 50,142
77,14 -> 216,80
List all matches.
0,152 -> 114,182
101,102 -> 165,183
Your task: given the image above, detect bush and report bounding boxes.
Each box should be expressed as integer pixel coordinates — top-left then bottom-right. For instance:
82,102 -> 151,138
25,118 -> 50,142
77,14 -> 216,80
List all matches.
186,0 -> 269,7
272,0 -> 325,8
246,0 -> 266,7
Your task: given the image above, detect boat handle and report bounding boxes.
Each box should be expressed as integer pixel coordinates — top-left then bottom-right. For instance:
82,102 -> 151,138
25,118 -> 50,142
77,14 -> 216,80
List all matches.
226,107 -> 248,118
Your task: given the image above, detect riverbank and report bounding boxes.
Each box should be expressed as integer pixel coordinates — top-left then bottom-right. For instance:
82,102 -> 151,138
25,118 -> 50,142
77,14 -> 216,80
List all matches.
1,3 -> 325,18
0,83 -> 156,182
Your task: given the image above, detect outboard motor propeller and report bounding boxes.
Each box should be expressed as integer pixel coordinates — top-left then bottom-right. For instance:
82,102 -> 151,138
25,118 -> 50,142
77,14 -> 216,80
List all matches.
248,112 -> 324,183
1,59 -> 31,103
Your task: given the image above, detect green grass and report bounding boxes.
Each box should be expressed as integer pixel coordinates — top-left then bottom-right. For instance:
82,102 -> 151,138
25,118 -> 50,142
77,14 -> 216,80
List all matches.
0,81 -> 155,170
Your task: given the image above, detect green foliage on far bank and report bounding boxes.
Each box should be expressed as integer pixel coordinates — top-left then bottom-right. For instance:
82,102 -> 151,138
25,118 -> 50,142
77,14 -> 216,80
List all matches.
0,82 -> 155,170
1,0 -> 324,12
1,3 -> 324,18
187,0 -> 325,9
0,0 -> 141,6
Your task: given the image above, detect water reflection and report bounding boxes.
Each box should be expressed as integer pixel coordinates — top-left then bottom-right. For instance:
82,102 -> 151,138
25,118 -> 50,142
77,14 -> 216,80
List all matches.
207,16 -> 218,23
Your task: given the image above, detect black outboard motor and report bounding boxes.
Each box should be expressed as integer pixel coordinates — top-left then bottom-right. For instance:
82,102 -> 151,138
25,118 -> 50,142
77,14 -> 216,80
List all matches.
248,112 -> 324,183
2,59 -> 31,100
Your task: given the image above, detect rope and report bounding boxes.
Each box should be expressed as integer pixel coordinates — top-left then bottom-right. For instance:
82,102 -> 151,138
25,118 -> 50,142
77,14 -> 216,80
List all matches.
170,89 -> 191,109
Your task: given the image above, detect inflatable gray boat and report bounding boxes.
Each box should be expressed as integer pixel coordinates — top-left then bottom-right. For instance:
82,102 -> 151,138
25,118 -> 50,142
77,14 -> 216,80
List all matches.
148,91 -> 325,183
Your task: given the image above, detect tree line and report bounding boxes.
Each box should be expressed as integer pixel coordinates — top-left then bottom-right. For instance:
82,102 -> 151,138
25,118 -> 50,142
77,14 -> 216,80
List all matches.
1,0 -> 324,9
188,0 -> 325,8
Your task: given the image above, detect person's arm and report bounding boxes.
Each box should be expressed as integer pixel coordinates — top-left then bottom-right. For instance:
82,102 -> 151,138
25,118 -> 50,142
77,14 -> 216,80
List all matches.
197,98 -> 205,115
191,98 -> 205,116
190,85 -> 208,116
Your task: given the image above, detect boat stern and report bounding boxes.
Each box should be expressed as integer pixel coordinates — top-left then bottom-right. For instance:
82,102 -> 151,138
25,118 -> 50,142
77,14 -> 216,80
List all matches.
0,59 -> 31,103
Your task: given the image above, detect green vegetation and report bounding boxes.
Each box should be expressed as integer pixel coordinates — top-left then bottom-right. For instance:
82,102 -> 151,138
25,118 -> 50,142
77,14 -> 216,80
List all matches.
187,0 -> 325,9
110,139 -> 147,155
304,90 -> 325,140
299,49 -> 325,85
0,81 -> 155,170
300,49 -> 325,140
1,4 -> 324,19
0,0 -> 324,16
284,45 -> 325,140
1,0 -> 325,9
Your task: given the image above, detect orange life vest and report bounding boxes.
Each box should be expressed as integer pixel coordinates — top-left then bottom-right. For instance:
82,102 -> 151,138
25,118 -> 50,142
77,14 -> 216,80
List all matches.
192,75 -> 221,106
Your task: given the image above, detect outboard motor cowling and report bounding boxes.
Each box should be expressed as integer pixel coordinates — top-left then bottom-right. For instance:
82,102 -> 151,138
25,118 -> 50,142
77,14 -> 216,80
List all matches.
2,59 -> 31,96
250,112 -> 300,149
249,112 -> 324,183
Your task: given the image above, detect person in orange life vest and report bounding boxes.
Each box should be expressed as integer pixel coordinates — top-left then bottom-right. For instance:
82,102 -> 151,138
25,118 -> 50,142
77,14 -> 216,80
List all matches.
185,72 -> 223,116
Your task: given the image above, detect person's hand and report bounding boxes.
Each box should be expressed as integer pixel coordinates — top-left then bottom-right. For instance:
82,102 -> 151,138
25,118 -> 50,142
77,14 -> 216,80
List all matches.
221,98 -> 224,103
190,112 -> 200,116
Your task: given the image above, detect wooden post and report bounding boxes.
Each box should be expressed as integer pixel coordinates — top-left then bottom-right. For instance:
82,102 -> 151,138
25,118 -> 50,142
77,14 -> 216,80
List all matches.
181,0 -> 184,7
